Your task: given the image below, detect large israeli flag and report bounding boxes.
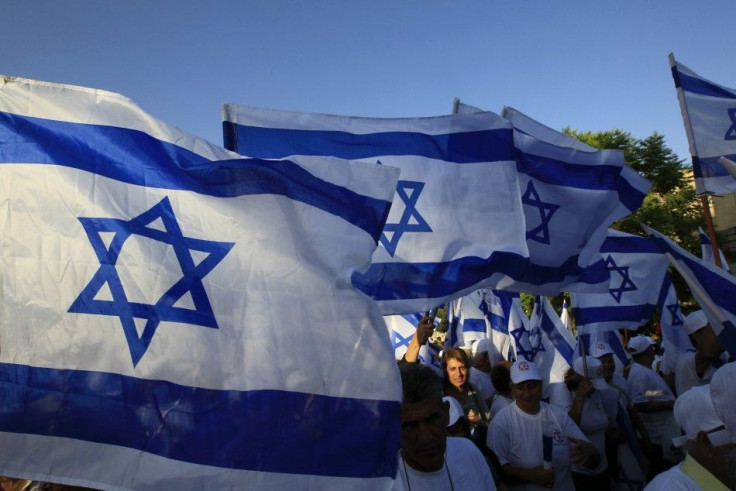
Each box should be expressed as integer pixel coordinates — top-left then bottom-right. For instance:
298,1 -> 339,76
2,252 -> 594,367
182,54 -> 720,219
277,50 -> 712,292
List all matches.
222,105 -> 529,314
476,289 -> 514,365
0,77 -> 401,490
644,225 -> 736,355
670,55 -> 736,195
528,297 -> 577,391
446,291 -> 488,349
458,103 -> 650,294
571,230 -> 670,334
658,276 -> 693,375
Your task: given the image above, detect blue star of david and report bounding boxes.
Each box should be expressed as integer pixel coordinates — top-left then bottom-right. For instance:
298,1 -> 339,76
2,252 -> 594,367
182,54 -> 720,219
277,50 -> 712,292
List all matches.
380,180 -> 432,257
391,330 -> 412,350
510,326 -> 544,361
666,303 -> 683,326
522,181 -> 560,245
605,255 -> 637,303
68,197 -> 234,367
726,108 -> 736,140
616,463 -> 644,491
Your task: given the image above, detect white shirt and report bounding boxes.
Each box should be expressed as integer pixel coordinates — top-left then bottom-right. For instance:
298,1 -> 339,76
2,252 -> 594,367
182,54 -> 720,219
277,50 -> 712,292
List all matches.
392,437 -> 496,491
675,350 -> 716,396
488,401 -> 588,491
627,362 -> 675,445
490,393 -> 513,418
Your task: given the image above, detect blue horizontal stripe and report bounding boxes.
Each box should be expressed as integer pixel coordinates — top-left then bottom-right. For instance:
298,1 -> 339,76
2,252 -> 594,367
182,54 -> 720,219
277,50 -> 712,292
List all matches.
573,304 -> 656,326
223,122 -> 514,163
694,155 -> 736,179
673,66 -> 736,100
515,149 -> 622,190
538,311 -> 574,365
462,319 -> 486,333
0,113 -> 391,242
616,172 -> 648,213
352,252 -> 609,302
600,235 -> 660,254
0,363 -> 399,478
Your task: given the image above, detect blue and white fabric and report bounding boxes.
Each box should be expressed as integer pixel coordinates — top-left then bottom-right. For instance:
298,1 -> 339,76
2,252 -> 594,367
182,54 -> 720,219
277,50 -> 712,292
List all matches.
670,56 -> 736,195
699,226 -> 732,273
222,105 -> 529,314
0,77 -> 401,490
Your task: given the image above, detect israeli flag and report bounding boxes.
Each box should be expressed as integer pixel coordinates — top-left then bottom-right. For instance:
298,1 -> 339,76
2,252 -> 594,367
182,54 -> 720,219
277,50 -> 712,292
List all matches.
699,226 -> 731,273
446,292 -> 488,349
477,289 -> 515,364
658,276 -> 693,375
459,103 -> 650,294
528,297 -> 577,390
670,55 -> 736,195
384,314 -> 442,375
0,77 -> 401,490
644,225 -> 736,355
571,230 -> 670,334
222,105 -> 529,314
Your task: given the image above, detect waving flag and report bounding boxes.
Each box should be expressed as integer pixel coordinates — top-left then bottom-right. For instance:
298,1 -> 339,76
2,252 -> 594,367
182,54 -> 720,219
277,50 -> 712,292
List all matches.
699,226 -> 732,273
476,289 -> 514,364
458,103 -> 650,294
528,296 -> 577,391
0,77 -> 401,490
644,225 -> 736,355
658,276 -> 693,375
384,314 -> 443,375
446,291 -> 488,349
222,105 -> 529,314
571,230 -> 670,334
670,55 -> 736,195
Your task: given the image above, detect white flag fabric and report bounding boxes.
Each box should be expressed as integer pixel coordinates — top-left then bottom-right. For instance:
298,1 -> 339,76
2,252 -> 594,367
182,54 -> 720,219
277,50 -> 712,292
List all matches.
657,276 -> 693,375
560,299 -> 571,331
699,226 -> 731,273
222,105 -> 529,314
670,55 -> 736,195
458,103 -> 650,294
446,292 -> 488,350
571,230 -> 670,334
0,77 -> 402,490
644,225 -> 736,356
476,289 -> 514,365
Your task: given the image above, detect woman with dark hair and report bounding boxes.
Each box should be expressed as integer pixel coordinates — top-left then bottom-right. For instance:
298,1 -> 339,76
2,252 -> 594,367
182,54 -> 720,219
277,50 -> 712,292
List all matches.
442,347 -> 491,444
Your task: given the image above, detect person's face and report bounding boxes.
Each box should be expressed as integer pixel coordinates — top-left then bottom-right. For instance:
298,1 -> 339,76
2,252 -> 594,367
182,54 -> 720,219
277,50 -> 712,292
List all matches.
694,324 -> 725,359
512,380 -> 542,414
400,398 -> 449,472
446,358 -> 468,390
598,354 -> 615,380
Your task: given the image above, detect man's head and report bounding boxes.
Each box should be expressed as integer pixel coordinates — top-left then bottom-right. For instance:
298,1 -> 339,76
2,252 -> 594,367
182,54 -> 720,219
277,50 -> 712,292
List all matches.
626,335 -> 656,364
470,338 -> 491,372
398,363 -> 449,472
712,363 -> 736,488
685,310 -> 724,359
442,347 -> 470,390
510,359 -> 543,414
592,341 -> 616,381
673,385 -> 736,486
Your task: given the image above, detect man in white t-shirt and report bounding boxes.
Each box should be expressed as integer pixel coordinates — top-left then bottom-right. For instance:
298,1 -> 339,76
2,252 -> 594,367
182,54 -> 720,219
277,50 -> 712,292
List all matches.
675,310 -> 725,396
645,385 -> 736,490
470,338 -> 496,406
392,363 -> 496,490
626,335 -> 676,479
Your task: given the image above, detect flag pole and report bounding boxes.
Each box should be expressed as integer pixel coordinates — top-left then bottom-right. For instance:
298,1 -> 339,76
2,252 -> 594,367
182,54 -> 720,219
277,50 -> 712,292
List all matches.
669,53 -> 723,267
452,97 -> 460,115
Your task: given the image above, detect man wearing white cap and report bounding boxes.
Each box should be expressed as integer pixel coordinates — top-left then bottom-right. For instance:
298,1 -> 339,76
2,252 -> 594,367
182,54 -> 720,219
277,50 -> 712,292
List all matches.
645,385 -> 736,490
710,362 -> 736,488
626,334 -> 677,479
675,310 -> 726,396
470,338 -> 496,406
488,359 -> 598,490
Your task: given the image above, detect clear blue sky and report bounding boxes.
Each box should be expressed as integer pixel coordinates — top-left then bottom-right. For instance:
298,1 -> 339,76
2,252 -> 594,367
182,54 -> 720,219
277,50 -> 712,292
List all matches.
3,1 -> 736,162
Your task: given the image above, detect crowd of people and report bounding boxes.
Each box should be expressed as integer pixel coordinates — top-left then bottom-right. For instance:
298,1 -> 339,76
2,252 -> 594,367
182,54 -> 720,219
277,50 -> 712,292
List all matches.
394,310 -> 736,490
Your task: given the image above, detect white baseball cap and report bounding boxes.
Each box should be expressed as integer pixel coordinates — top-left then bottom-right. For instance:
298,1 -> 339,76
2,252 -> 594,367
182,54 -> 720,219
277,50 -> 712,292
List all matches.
510,359 -> 542,384
471,338 -> 491,359
683,310 -> 708,335
573,356 -> 609,391
672,385 -> 735,448
591,341 -> 614,358
443,396 -> 465,427
627,335 -> 655,355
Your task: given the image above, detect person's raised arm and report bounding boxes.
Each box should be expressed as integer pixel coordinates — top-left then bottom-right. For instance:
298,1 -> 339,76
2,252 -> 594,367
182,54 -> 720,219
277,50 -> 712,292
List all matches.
402,314 -> 435,364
